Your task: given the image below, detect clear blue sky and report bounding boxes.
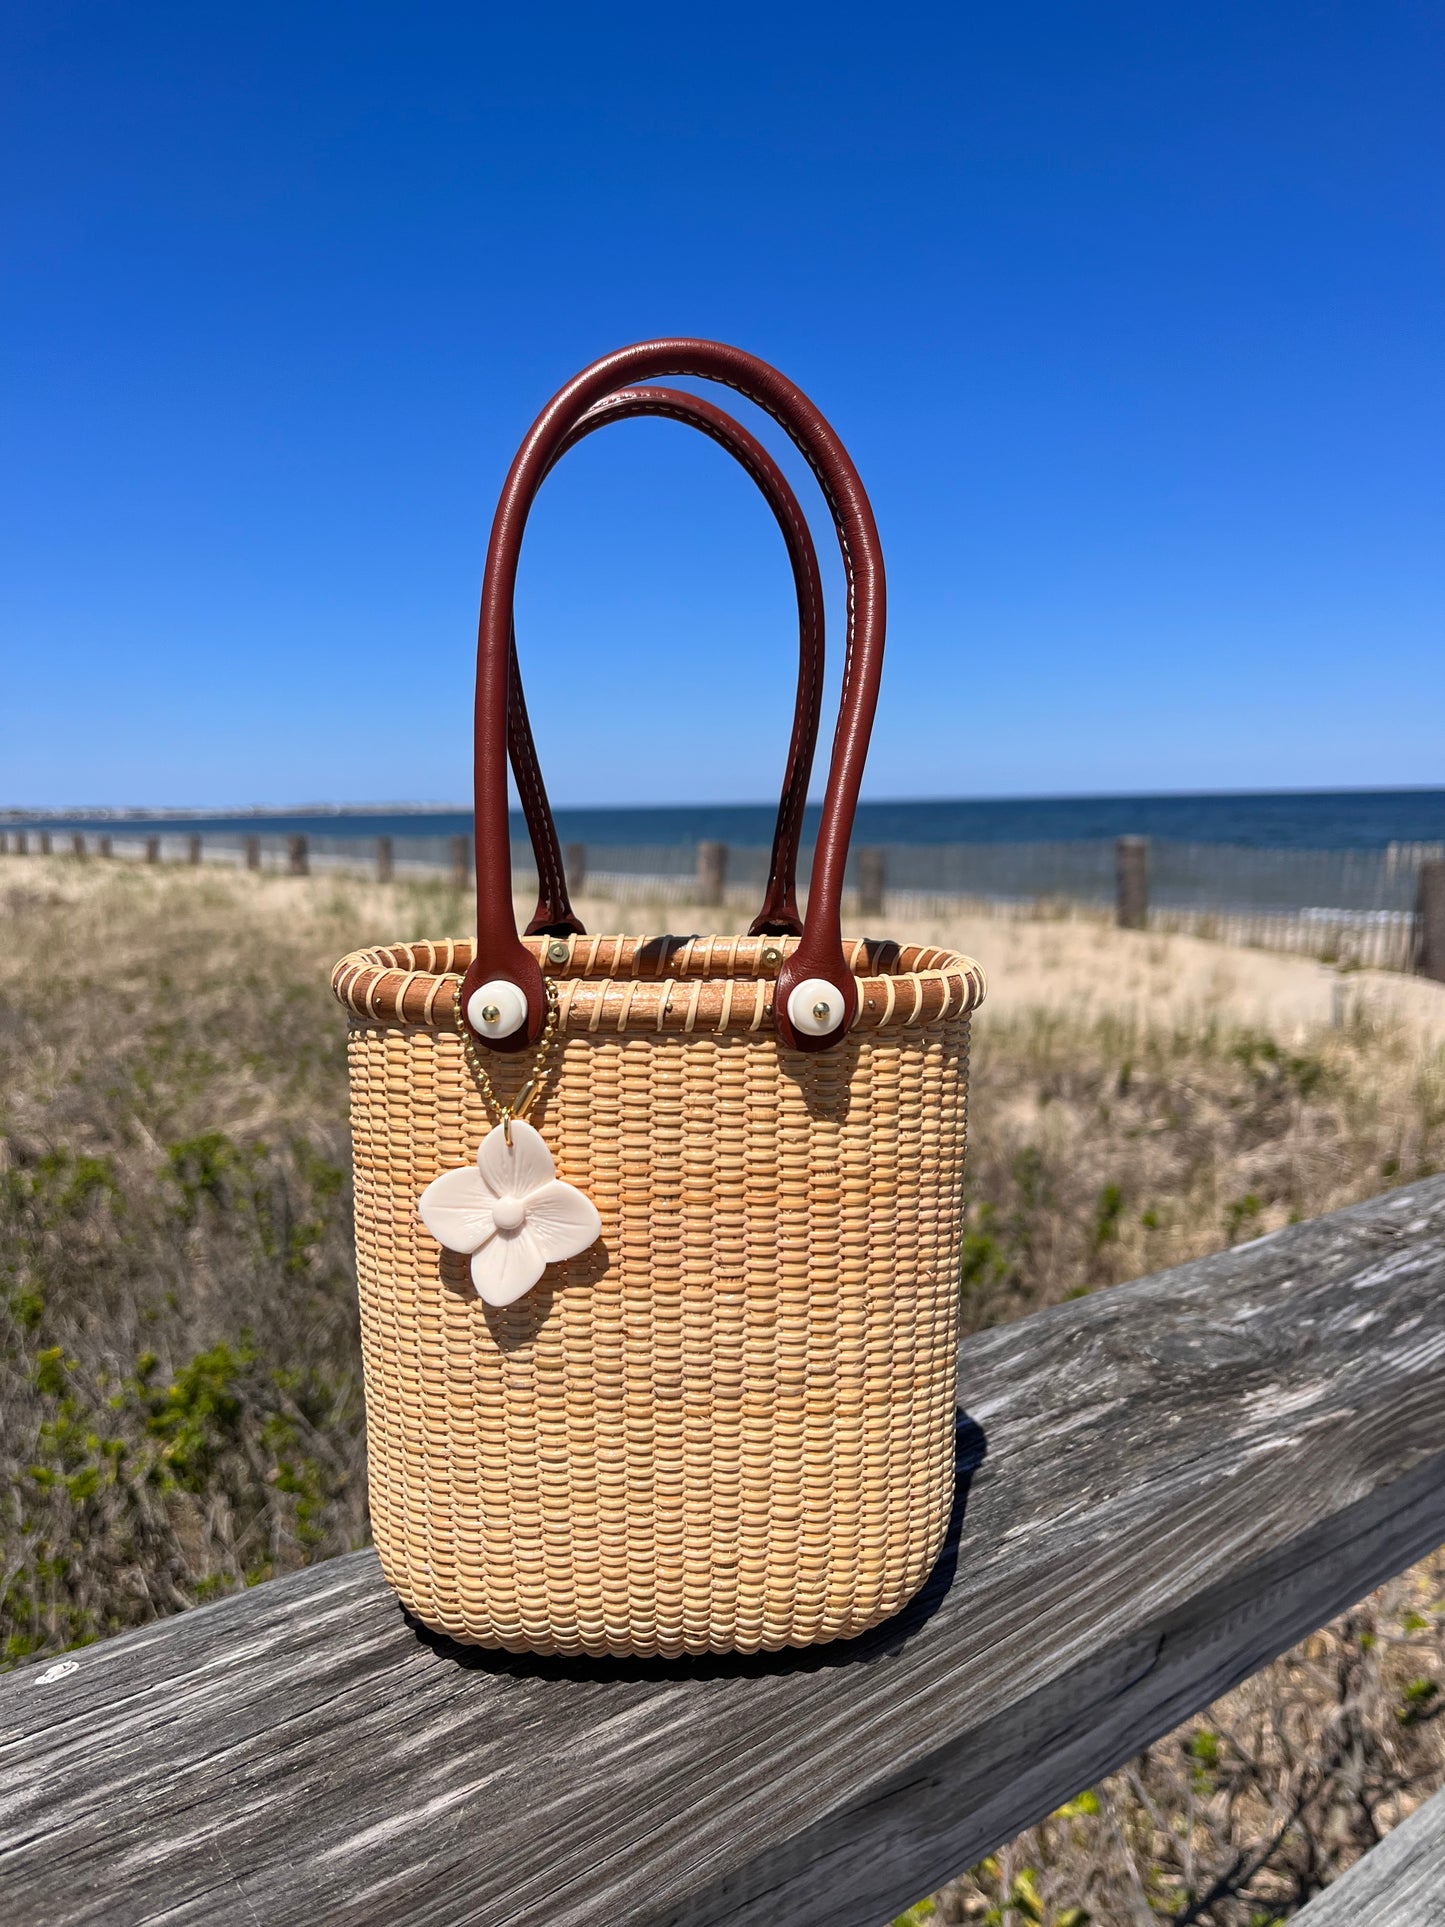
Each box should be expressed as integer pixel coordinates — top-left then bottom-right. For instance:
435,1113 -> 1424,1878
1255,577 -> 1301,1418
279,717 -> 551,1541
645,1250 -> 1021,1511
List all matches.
3,3 -> 1441,809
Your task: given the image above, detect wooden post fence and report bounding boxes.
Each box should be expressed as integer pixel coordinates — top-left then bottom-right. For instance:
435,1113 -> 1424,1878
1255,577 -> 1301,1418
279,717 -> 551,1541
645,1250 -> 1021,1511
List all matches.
244,835 -> 261,873
564,841 -> 587,897
145,836 -> 160,864
377,835 -> 394,883
697,840 -> 728,907
449,834 -> 470,892
1115,834 -> 1148,930
37,831 -> 51,856
187,834 -> 202,866
71,833 -> 86,860
1416,859 -> 1445,984
857,847 -> 885,918
288,834 -> 309,877
97,834 -> 111,858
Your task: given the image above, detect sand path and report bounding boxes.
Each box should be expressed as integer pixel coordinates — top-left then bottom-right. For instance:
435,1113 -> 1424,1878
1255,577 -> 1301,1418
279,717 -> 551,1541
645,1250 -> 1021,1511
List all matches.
565,890 -> 1445,1045
9,856 -> 1442,1048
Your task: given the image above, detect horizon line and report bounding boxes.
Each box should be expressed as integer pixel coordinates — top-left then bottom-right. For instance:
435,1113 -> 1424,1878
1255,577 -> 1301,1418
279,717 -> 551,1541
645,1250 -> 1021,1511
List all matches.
5,782 -> 1445,821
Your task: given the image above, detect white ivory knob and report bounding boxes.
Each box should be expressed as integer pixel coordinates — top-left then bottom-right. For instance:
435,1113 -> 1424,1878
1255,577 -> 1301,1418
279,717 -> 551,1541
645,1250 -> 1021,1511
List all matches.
786,977 -> 848,1037
490,1194 -> 526,1231
466,979 -> 528,1041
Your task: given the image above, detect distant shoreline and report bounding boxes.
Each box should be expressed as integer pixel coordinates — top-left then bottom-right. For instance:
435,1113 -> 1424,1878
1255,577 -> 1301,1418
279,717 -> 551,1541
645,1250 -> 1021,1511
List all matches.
0,802 -> 472,822
4,789 -> 1445,852
4,783 -> 1445,824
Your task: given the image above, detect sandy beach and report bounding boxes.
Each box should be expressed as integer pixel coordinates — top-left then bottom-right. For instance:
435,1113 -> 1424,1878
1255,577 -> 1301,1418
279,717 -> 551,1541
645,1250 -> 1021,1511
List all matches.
5,849 -> 1443,1045
557,887 -> 1445,1047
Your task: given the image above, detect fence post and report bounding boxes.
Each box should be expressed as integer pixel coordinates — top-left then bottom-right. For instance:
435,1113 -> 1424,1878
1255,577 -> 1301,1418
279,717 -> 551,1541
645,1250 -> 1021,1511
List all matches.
857,847 -> 885,918
243,835 -> 261,873
98,833 -> 112,859
1417,860 -> 1445,984
565,841 -> 587,898
71,833 -> 86,860
0,832 -> 7,854
1116,836 -> 1148,930
38,831 -> 51,856
697,841 -> 728,907
187,834 -> 202,867
145,835 -> 160,864
376,835 -> 393,883
16,832 -> 28,855
450,834 -> 470,892
288,834 -> 308,877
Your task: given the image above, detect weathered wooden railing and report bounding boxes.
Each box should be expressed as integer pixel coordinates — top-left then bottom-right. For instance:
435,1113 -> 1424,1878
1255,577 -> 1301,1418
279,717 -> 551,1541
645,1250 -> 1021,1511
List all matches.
3,1178 -> 1445,1925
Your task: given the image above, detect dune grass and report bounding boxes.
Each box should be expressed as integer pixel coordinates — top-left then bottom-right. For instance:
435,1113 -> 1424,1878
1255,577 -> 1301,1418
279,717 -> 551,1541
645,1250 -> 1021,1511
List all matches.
2,857 -> 1443,1920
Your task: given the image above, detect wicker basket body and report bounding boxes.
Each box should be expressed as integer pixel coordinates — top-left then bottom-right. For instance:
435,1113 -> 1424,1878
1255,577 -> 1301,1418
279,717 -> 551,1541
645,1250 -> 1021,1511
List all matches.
333,931 -> 983,1657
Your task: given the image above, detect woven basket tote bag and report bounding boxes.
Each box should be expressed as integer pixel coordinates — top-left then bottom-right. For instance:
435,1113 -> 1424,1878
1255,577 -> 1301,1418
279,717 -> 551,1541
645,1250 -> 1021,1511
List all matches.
332,340 -> 985,1657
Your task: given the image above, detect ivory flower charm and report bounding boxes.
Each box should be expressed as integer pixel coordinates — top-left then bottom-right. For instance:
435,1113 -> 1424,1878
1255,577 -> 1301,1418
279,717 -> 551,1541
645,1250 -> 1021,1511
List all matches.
418,1119 -> 601,1307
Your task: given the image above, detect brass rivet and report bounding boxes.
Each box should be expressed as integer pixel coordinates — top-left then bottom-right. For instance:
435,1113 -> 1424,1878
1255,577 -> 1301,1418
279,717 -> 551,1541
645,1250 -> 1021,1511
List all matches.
546,939 -> 570,964
761,946 -> 783,968
480,1003 -> 501,1024
812,1000 -> 831,1022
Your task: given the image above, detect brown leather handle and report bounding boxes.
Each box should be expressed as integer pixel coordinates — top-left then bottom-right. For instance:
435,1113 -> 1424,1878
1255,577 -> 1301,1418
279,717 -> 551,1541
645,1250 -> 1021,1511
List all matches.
467,339 -> 885,1053
506,385 -> 825,942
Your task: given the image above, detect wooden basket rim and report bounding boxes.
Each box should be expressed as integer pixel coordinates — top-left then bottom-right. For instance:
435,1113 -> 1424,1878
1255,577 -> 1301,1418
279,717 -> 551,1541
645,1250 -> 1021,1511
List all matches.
331,933 -> 985,1038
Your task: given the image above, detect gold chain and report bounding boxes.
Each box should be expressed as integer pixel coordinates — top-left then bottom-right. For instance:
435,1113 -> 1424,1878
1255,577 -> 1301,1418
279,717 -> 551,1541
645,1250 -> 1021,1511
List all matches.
452,976 -> 562,1144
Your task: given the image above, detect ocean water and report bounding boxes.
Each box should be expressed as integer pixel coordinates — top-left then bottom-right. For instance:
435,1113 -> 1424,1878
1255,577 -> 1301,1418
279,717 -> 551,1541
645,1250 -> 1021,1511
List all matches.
10,789 -> 1445,851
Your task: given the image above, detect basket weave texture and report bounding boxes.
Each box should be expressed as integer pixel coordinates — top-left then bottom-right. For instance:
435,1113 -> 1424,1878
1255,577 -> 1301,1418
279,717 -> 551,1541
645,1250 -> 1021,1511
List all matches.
333,931 -> 984,1657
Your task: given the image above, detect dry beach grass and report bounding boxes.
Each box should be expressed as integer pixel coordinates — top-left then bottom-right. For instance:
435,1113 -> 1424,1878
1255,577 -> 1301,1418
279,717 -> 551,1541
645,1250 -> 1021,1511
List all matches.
2,854 -> 1444,1921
